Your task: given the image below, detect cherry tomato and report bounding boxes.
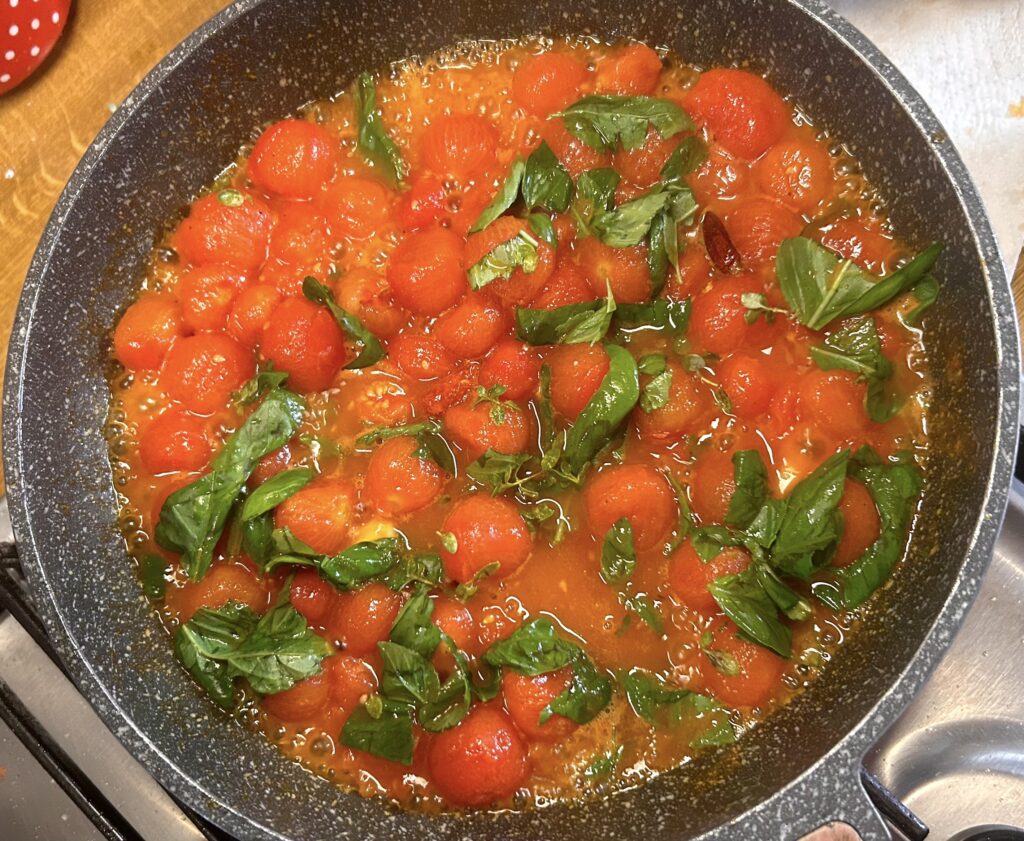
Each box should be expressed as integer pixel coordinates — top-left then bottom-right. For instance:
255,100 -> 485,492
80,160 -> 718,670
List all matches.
420,114 -> 499,182
263,671 -> 331,721
716,351 -> 777,420
226,283 -> 282,347
512,52 -> 589,117
171,561 -> 267,623
668,540 -> 750,614
479,340 -> 542,401
175,191 -> 274,271
267,202 -> 327,266
683,68 -> 789,160
798,369 -> 868,439
162,334 -> 254,414
324,654 -> 378,715
724,197 -> 803,267
752,135 -> 834,214
443,400 -> 532,462
547,343 -> 610,420
352,378 -> 413,427
613,129 -> 683,187
701,621 -> 785,708
139,409 -> 211,475
387,226 -> 468,316
687,144 -> 751,206
690,275 -> 778,355
833,479 -> 880,567
434,292 -> 512,359
440,495 -> 532,582
318,176 -> 395,240
334,267 -> 406,338
177,264 -> 248,333
575,237 -> 651,304
328,582 -> 402,656
584,464 -> 676,551
260,296 -> 347,392
274,479 -> 356,555
249,119 -> 338,200
464,217 -> 555,307
594,44 -> 662,95
634,360 -> 714,440
363,436 -> 445,517
428,704 -> 529,807
396,174 -> 451,231
819,218 -> 895,273
538,119 -> 611,179
113,294 -> 184,371
388,331 -> 455,381
502,667 -> 577,740
289,568 -> 338,626
665,243 -> 714,300
690,449 -> 737,525
530,261 -> 597,309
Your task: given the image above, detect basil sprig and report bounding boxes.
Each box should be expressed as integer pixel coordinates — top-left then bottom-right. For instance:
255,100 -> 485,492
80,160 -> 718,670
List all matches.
810,315 -> 900,422
175,597 -> 332,709
354,72 -> 406,187
776,237 -> 942,331
156,386 -> 306,581
554,95 -> 693,152
302,277 -> 385,369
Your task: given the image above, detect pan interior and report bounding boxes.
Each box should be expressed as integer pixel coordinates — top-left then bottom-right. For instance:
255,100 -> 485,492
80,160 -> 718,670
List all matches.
4,1 -> 1014,839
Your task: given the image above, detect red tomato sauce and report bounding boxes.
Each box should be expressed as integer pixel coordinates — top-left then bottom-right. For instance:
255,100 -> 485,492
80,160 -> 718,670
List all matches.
105,37 -> 931,814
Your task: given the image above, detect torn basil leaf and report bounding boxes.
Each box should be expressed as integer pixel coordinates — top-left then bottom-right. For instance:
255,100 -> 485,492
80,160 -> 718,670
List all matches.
527,212 -> 558,248
555,95 -> 693,152
592,189 -> 670,248
600,517 -> 636,583
622,667 -> 693,724
303,277 -> 385,369
522,141 -> 574,213
470,157 -> 525,233
234,364 -> 288,407
708,569 -> 792,657
468,228 -> 540,290
483,618 -> 578,676
354,72 -> 407,187
388,588 -> 441,660
241,467 -> 313,521
639,365 -> 673,413
175,601 -> 259,708
542,652 -> 612,724
515,288 -> 616,346
341,701 -> 415,765
724,450 -> 769,530
139,554 -> 168,601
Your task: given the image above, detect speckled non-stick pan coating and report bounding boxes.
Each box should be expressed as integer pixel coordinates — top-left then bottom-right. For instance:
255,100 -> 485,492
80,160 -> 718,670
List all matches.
3,1 -> 1018,839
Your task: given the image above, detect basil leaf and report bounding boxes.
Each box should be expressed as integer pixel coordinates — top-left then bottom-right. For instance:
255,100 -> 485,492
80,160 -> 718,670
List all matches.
810,316 -> 900,423
725,450 -> 770,530
542,652 -> 612,724
175,601 -> 259,708
354,72 -> 406,187
622,667 -> 692,724
755,563 -> 812,621
708,569 -> 791,657
139,554 -> 168,601
468,228 -> 540,290
470,157 -> 525,233
562,344 -> 640,475
744,497 -> 787,550
522,141 -> 573,213
515,289 -> 616,345
691,524 -> 742,563
615,298 -> 690,333
357,419 -> 456,476
776,237 -> 943,330
905,274 -> 939,325
689,699 -> 738,749
640,367 -> 673,412
419,635 -> 471,732
378,640 -> 440,705
389,589 -> 441,659
660,136 -> 707,189
555,95 -> 692,152
600,517 -> 636,583
230,602 -> 333,695
620,592 -> 664,634
527,212 -> 558,248
637,353 -> 667,376
584,745 -> 624,781
380,551 -> 444,592
483,618 -> 578,675
665,471 -> 696,554
592,188 -> 670,248
319,538 -> 404,590
241,467 -> 313,521
156,387 -> 306,581
234,365 -> 288,406
575,167 -> 620,217
270,525 -> 318,557
302,276 -> 385,369
341,701 -> 415,764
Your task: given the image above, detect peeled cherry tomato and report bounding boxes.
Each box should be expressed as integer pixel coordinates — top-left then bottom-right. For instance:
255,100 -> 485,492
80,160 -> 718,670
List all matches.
479,339 -> 541,401
464,217 -> 554,307
274,479 -> 356,556
547,343 -> 610,420
690,275 -> 777,355
683,68 -> 789,160
363,436 -> 445,516
171,561 -> 267,623
634,360 -> 713,440
389,331 -> 455,381
668,540 -> 750,614
324,654 -> 378,715
443,400 -> 532,462
716,351 -> 776,419
249,119 -> 338,200
334,267 -> 406,339
538,119 -> 611,178
428,704 -> 529,807
260,296 -> 346,392
798,369 -> 868,439
475,601 -> 524,651
665,244 -> 713,300
396,174 -> 451,231
752,135 -> 833,214
819,217 -> 895,273
584,463 -> 676,551
421,114 -> 499,182
226,283 -> 281,347
387,226 -> 467,316
531,261 -> 596,310
178,264 -> 248,333
690,449 -> 737,525
175,190 -> 274,271
162,334 -> 254,414
318,176 -> 395,239
502,667 -> 577,740
328,582 -> 402,656
833,479 -> 880,567
352,378 -> 413,427
512,52 -> 589,117
268,202 -> 327,265
432,597 -> 477,672
257,259 -> 310,297
594,43 -> 662,95
434,292 -> 512,359
725,198 -> 803,267
687,144 -> 750,206
113,294 -> 184,370
139,409 -> 211,475
289,568 -> 338,627
440,495 -> 532,582
613,129 -> 682,187
701,621 -> 785,708
263,671 -> 331,721
575,237 -> 650,304
423,367 -> 476,417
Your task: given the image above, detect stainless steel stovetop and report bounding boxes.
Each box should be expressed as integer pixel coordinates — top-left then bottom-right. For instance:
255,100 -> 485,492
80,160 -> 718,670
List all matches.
1,1 -> 1022,839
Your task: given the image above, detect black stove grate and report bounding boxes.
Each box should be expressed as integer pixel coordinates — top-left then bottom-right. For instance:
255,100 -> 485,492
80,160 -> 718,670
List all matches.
0,540 -> 927,841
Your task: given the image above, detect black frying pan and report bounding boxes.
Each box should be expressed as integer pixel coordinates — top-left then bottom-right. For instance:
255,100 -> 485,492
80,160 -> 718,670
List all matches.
4,1 -> 1018,839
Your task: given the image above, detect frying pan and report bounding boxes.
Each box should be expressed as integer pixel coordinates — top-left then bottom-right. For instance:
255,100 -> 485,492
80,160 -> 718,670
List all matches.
3,0 -> 1018,838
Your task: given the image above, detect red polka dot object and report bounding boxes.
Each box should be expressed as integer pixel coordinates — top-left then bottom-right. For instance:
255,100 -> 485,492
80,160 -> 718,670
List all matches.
0,0 -> 71,96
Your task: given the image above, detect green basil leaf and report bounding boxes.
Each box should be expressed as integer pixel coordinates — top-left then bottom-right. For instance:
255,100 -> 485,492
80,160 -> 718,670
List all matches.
270,525 -> 318,557
583,745 -> 624,781
639,367 -> 673,412
542,652 -> 612,724
515,289 -> 616,345
174,601 -> 259,708
744,497 -> 787,550
241,467 -> 313,521
620,592 -> 664,634
660,136 -> 708,189
665,471 -> 696,554
600,517 -> 636,583
139,554 -> 168,601
378,640 -> 440,705
622,667 -> 692,724
470,661 -> 503,702
468,228 -> 540,290
470,157 -> 526,233
865,377 -> 902,423
692,524 -> 742,563
381,551 -> 444,592
575,167 -> 620,213
637,353 -> 667,376
341,701 -> 415,764
689,700 -> 738,749
708,569 -> 791,657
454,560 -> 500,602
527,212 -> 558,248
234,365 -> 288,406
389,588 -> 441,659
318,538 -> 405,590
354,72 -> 407,187
905,274 -> 939,325
647,210 -> 671,296
419,634 -> 471,732
754,563 -> 812,621
302,276 -> 385,369
562,344 -> 640,475
776,237 -> 943,330
241,513 -> 274,566
615,298 -> 690,333
229,602 -> 333,694
483,618 -> 578,675
156,387 -> 306,581
592,188 -> 670,248
724,450 -> 770,530
810,315 -> 893,379
522,141 -> 573,213
555,95 -> 692,152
